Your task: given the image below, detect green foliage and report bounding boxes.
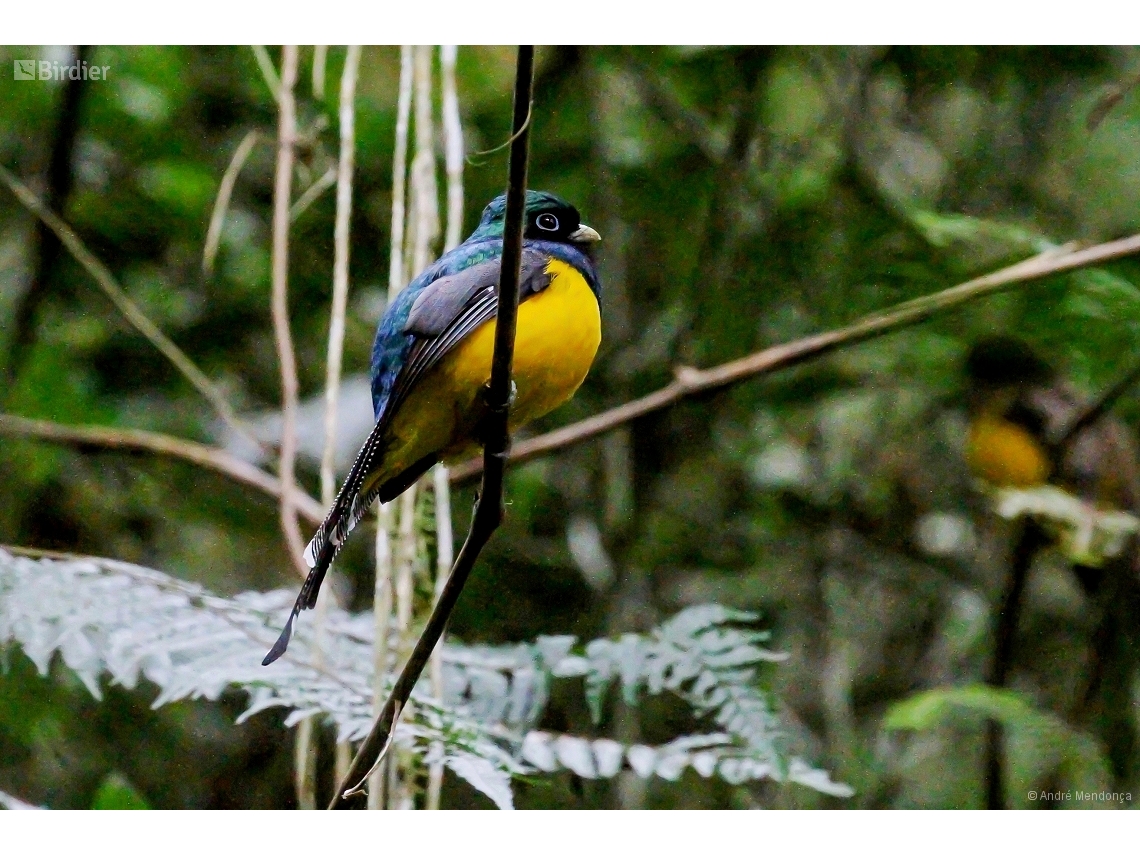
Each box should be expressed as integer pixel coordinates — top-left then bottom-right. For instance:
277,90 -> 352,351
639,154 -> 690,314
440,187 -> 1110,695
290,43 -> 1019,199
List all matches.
885,685 -> 1113,807
92,773 -> 150,810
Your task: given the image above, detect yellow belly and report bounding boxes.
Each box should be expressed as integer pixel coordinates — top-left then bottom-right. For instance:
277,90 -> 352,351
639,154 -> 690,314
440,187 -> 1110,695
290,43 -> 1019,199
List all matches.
372,257 -> 601,485
966,415 -> 1051,488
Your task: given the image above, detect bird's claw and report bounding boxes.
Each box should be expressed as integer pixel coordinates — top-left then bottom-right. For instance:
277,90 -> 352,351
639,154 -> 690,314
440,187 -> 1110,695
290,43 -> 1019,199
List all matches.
480,380 -> 517,415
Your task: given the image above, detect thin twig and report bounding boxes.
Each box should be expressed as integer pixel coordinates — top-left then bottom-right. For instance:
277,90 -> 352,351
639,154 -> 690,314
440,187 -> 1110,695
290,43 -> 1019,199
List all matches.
297,42 -> 363,813
0,164 -> 259,449
345,702 -> 404,798
378,43 -> 441,811
322,46 -> 361,518
463,107 -> 532,166
329,44 -> 535,808
1055,355 -> 1140,451
270,46 -> 308,581
289,165 -> 337,222
394,489 -> 418,641
388,46 -> 414,298
410,45 -> 440,276
204,130 -> 261,273
367,501 -> 395,809
441,45 -> 465,253
427,43 -> 465,811
985,519 -> 1047,809
364,45 -> 415,808
449,233 -> 1140,483
312,45 -> 328,101
252,46 -> 281,102
389,485 -> 417,809
0,414 -> 324,525
280,80 -> 321,807
1087,68 -> 1140,131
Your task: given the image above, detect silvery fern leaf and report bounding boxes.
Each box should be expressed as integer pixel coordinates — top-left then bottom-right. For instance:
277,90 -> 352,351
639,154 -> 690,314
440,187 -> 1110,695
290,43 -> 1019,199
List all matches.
0,547 -> 848,805
0,789 -> 43,810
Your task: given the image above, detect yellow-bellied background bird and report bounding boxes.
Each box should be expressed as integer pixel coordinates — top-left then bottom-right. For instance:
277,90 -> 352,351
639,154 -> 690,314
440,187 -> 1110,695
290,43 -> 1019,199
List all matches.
964,335 -> 1140,508
963,336 -> 1140,787
263,190 -> 602,665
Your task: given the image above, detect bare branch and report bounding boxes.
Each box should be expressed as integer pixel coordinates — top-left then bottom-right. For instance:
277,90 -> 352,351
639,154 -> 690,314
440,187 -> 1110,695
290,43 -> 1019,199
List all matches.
450,234 -> 1140,483
366,45 -> 415,807
330,44 -> 535,808
410,45 -> 441,276
441,45 -> 465,253
0,413 -> 324,524
0,164 -> 259,449
289,165 -> 337,222
1056,354 -> 1140,450
204,130 -> 261,273
428,42 -> 465,811
251,46 -> 281,102
296,42 -> 364,814
312,45 -> 328,101
388,46 -> 414,298
380,43 -> 442,810
322,46 -> 361,512
270,46 -> 308,581
367,501 -> 395,809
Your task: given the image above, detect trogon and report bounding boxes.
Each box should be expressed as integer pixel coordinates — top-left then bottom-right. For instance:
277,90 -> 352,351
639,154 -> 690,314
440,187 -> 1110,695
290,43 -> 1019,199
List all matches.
264,190 -> 602,664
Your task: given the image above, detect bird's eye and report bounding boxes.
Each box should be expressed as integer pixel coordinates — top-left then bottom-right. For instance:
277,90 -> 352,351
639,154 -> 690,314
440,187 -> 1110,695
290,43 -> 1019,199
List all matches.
535,212 -> 559,232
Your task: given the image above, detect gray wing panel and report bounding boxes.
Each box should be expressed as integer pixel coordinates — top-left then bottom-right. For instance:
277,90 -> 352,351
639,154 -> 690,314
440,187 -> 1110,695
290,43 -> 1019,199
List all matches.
403,248 -> 553,339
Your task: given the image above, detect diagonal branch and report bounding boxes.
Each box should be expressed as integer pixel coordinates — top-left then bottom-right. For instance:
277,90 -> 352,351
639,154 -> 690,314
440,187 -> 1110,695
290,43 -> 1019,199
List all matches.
0,413 -> 324,524
449,233 -> 1140,483
1055,353 -> 1140,451
203,130 -> 261,273
0,164 -> 259,448
329,44 -> 535,808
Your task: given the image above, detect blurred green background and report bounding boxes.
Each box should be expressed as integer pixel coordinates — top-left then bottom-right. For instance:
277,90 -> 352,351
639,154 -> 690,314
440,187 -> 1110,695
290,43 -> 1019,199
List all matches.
3,45 -> 1140,808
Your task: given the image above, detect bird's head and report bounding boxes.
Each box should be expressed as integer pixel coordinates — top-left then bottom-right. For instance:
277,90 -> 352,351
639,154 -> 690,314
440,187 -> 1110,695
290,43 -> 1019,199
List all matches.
965,336 -> 1054,391
964,335 -> 1056,426
470,190 -> 601,248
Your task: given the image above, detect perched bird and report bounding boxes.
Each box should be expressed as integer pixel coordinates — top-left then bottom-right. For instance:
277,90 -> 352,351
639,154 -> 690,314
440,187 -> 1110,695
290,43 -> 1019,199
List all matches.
964,335 -> 1140,507
263,190 -> 602,665
964,336 -> 1057,490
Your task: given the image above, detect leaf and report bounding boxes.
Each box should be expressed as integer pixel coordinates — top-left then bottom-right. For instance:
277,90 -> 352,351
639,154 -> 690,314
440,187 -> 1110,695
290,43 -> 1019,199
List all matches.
444,755 -> 514,810
0,547 -> 850,806
92,773 -> 150,810
884,684 -> 1057,733
0,789 -> 42,810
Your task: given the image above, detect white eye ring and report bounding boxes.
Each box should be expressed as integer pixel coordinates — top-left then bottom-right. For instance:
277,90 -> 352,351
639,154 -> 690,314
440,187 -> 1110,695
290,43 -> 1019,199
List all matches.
536,212 -> 559,232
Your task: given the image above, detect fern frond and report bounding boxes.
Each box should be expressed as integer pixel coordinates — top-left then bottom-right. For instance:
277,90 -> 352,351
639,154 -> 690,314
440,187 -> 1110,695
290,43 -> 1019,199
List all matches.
0,547 -> 849,805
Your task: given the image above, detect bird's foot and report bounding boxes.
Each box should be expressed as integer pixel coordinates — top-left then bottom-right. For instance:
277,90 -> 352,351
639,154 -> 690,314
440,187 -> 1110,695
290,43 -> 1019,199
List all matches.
479,379 -> 516,415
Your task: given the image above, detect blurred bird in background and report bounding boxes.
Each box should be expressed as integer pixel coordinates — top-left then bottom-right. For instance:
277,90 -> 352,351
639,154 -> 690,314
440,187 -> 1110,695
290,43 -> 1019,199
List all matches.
264,190 -> 602,665
963,335 -> 1140,794
965,335 -> 1140,508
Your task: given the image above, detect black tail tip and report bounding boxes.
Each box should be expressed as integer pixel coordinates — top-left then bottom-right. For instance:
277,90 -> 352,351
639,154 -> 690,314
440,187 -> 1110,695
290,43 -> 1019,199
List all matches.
262,612 -> 296,666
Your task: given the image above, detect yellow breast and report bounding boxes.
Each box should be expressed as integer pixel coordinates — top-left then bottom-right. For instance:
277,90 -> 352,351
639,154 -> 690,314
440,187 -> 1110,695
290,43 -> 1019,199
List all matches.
378,257 -> 601,477
449,257 -> 601,430
966,415 -> 1051,488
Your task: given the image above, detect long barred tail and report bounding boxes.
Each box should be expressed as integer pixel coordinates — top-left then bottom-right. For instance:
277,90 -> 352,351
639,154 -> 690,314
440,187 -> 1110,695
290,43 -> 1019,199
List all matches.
261,432 -> 439,666
261,423 -> 392,666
